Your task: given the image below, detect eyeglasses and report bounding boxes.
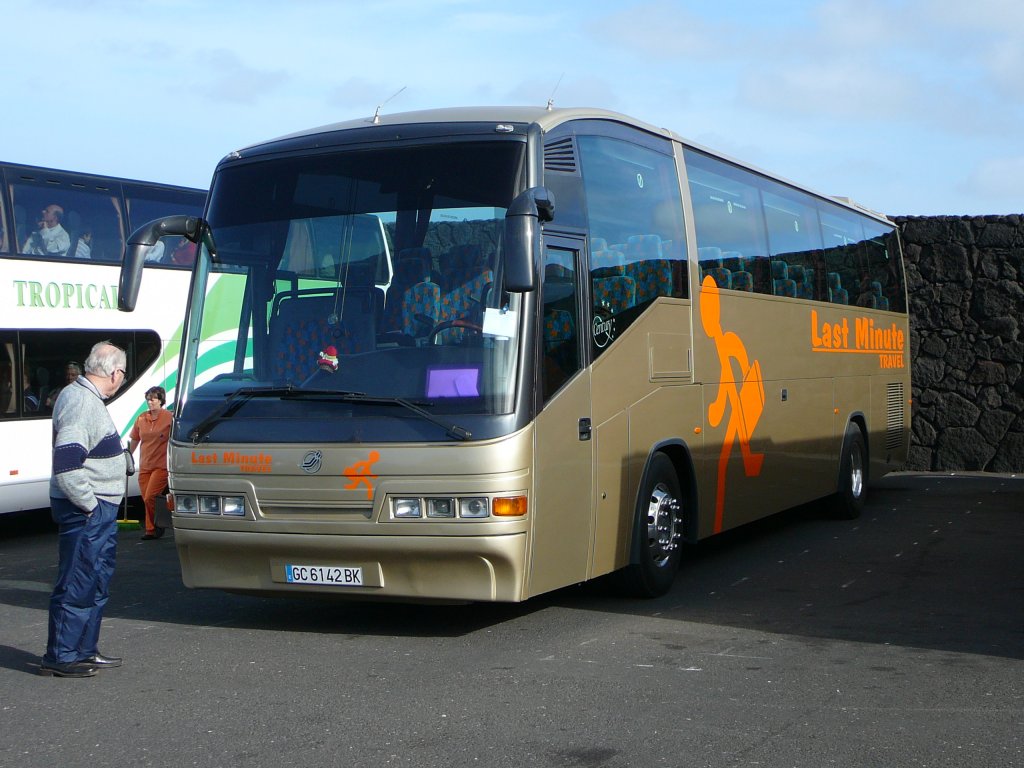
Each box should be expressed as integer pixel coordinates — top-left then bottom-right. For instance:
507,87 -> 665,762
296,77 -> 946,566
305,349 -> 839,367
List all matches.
114,368 -> 126,378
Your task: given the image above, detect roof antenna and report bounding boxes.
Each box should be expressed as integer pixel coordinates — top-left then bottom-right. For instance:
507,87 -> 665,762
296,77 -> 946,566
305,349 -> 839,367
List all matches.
371,86 -> 407,124
546,74 -> 564,111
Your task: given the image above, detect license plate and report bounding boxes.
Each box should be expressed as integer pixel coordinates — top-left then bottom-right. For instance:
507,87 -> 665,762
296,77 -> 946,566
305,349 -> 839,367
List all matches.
285,564 -> 363,586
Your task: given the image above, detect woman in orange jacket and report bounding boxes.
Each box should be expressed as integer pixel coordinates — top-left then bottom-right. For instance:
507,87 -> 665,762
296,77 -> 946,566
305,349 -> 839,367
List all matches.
128,386 -> 173,540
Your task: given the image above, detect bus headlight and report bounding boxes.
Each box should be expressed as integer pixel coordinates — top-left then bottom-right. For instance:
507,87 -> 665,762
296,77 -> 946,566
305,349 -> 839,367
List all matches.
459,497 -> 489,518
392,498 -> 422,519
222,496 -> 246,516
199,495 -> 221,515
426,498 -> 456,518
176,494 -> 198,514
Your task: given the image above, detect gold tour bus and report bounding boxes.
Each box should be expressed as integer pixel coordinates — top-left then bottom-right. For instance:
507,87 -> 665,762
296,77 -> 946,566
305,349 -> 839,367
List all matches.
119,107 -> 910,602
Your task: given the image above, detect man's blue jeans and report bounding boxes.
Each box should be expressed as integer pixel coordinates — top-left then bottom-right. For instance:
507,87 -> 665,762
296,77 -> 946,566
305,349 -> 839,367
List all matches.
45,497 -> 119,664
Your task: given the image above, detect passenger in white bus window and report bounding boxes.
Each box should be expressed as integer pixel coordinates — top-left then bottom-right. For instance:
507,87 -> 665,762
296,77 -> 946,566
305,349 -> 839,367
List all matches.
23,370 -> 40,412
73,229 -> 93,259
22,203 -> 71,256
45,361 -> 83,410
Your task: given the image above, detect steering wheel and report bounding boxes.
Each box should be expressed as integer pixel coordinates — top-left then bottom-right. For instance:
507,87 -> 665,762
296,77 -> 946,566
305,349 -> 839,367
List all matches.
427,317 -> 484,342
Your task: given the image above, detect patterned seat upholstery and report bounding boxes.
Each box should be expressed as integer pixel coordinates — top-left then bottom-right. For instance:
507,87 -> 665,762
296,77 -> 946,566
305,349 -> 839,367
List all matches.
855,279 -> 882,308
544,309 -> 575,348
401,281 -> 441,337
434,263 -> 494,344
787,264 -> 815,300
871,281 -> 890,310
731,270 -> 754,292
628,258 -> 675,304
827,272 -> 849,305
703,266 -> 732,290
803,268 -> 816,300
771,260 -> 797,298
721,251 -> 744,272
382,252 -> 432,334
269,289 -> 378,382
592,275 -> 636,314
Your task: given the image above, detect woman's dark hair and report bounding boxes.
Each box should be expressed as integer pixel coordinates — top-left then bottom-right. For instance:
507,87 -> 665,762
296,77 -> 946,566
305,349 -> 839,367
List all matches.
145,386 -> 166,405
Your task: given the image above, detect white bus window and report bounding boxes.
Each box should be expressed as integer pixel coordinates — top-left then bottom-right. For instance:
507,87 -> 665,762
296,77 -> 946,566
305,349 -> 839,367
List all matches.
124,183 -> 205,268
11,173 -> 124,262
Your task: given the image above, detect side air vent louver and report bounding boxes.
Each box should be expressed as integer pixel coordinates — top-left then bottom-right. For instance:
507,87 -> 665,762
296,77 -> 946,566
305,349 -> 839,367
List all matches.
544,137 -> 578,173
885,382 -> 905,451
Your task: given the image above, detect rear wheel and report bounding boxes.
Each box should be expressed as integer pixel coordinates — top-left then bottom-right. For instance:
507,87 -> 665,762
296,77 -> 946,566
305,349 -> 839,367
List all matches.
832,424 -> 867,519
617,453 -> 683,598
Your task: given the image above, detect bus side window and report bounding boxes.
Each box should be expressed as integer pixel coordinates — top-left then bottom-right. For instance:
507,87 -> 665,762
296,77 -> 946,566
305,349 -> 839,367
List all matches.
541,247 -> 581,402
10,177 -> 124,263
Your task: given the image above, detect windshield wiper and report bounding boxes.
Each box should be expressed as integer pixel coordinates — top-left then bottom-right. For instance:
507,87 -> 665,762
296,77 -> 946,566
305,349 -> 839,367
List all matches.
189,386 -> 305,444
286,390 -> 471,440
189,386 -> 471,443
362,395 -> 472,441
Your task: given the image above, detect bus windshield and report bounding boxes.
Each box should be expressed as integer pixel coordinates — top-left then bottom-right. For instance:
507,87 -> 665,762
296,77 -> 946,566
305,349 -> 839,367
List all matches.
178,139 -> 529,444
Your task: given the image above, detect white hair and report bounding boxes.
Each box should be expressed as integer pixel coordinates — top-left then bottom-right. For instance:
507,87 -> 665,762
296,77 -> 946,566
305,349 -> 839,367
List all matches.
84,341 -> 126,377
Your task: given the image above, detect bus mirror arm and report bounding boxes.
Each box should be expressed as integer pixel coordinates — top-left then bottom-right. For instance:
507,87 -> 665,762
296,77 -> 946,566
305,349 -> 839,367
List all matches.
503,186 -> 554,293
119,215 -> 202,312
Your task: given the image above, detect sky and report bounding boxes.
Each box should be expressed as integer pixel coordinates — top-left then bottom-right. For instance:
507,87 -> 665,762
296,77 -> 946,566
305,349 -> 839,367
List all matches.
3,0 -> 1023,217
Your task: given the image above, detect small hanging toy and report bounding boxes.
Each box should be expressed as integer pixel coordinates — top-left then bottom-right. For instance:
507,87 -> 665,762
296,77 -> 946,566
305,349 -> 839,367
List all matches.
317,345 -> 339,373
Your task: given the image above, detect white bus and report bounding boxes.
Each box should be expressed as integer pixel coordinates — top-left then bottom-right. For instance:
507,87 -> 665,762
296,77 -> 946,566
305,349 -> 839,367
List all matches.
0,162 -> 205,513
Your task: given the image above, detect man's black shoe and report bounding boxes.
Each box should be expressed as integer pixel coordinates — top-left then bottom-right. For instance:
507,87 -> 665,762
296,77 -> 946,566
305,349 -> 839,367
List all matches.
84,652 -> 122,668
154,526 -> 165,539
39,660 -> 98,678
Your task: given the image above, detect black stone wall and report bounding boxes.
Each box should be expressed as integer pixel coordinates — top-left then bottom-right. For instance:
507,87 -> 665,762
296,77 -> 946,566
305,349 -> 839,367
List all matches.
895,215 -> 1024,472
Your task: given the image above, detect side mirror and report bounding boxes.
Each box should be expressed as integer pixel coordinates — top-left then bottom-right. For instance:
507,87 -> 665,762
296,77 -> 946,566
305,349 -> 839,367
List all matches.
119,215 -> 200,311
503,187 -> 555,293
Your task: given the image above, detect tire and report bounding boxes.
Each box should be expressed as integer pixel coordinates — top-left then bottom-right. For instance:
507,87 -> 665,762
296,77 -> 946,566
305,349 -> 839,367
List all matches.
832,424 -> 867,520
617,453 -> 684,598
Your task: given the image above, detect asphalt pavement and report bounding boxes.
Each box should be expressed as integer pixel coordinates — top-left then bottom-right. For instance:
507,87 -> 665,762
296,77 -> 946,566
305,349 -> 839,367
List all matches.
0,472 -> 1021,768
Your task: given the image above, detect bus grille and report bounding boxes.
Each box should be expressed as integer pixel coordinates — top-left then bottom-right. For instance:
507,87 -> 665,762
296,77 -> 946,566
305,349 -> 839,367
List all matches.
885,382 -> 904,450
544,137 -> 578,173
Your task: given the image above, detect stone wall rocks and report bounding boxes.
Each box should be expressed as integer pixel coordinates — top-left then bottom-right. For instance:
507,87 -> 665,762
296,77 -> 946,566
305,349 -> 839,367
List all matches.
896,214 -> 1024,472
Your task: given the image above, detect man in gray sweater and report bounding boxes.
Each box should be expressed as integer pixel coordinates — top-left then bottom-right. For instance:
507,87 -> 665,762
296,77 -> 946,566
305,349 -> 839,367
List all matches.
40,341 -> 129,677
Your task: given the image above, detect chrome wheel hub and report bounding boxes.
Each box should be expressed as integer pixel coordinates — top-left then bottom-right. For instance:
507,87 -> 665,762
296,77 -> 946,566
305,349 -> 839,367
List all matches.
645,485 -> 681,567
850,447 -> 864,499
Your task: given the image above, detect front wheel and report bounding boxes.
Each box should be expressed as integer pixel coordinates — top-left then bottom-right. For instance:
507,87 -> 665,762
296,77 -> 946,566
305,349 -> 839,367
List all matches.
617,453 -> 684,598
832,424 -> 867,519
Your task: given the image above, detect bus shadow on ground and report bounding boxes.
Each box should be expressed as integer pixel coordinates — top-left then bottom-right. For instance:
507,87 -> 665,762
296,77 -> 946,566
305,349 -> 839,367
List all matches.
3,475 -> 1020,656
562,473 -> 1024,660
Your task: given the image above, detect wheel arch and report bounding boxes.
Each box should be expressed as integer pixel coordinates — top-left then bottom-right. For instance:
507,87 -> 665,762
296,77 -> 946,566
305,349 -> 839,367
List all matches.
629,438 -> 699,566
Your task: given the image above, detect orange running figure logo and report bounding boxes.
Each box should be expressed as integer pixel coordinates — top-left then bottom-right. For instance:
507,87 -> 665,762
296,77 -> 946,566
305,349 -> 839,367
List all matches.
699,275 -> 765,533
343,450 -> 381,500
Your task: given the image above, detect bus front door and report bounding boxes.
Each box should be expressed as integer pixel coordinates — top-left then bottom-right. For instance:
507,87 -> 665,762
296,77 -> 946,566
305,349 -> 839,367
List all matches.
528,240 -> 593,597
